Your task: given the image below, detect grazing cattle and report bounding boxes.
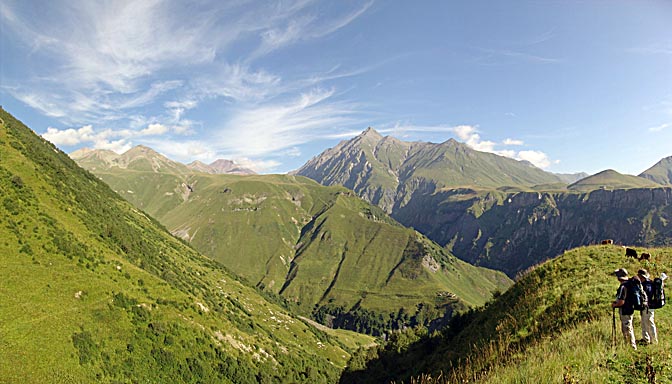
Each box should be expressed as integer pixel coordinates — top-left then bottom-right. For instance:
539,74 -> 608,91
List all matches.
601,239 -> 614,245
625,248 -> 638,258
640,252 -> 651,261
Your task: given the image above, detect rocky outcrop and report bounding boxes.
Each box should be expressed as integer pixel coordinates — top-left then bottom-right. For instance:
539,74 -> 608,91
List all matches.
392,187 -> 672,277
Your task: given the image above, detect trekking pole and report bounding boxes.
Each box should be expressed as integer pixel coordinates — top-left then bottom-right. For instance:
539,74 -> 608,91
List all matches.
612,307 -> 616,351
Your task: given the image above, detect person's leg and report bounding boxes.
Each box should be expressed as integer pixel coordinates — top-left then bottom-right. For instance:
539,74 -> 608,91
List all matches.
644,309 -> 658,344
621,313 -> 636,349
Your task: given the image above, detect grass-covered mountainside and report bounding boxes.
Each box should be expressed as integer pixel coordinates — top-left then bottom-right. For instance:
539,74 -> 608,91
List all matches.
568,169 -> 661,191
342,244 -> 672,383
640,156 -> 672,185
294,127 -> 563,213
0,109 -> 376,383
73,150 -> 511,335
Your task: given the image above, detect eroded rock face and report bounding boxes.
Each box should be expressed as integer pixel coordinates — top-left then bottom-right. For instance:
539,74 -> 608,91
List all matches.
393,187 -> 672,277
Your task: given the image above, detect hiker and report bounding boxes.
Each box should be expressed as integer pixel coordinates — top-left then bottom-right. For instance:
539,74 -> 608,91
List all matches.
611,268 -> 637,349
639,269 -> 659,344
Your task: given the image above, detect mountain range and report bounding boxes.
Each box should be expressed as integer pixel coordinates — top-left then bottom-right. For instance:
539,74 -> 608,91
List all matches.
70,143 -> 511,335
294,128 -> 567,213
295,128 -> 672,276
71,146 -> 256,175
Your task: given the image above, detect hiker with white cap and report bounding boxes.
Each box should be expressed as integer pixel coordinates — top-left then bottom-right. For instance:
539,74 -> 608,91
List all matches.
639,269 -> 658,345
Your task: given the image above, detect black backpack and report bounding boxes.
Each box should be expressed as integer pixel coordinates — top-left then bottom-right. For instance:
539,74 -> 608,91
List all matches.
644,278 -> 666,309
625,278 -> 648,311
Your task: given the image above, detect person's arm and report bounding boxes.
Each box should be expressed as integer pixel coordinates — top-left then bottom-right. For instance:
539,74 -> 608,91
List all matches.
612,284 -> 626,308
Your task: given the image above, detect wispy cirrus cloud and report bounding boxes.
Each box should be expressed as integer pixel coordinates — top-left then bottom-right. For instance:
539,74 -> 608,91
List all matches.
2,0 -> 374,163
216,88 -> 361,157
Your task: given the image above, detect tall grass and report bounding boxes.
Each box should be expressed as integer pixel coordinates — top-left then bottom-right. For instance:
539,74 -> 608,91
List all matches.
390,245 -> 672,383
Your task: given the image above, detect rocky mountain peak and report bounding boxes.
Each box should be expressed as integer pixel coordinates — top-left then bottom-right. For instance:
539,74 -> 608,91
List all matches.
356,127 -> 384,143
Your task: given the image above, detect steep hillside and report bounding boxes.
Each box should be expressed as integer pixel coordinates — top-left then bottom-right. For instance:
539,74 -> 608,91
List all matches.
640,156 -> 672,185
72,157 -> 511,335
294,128 -> 562,213
0,109 -> 375,383
393,187 -> 672,277
568,169 -> 660,191
341,244 -> 672,383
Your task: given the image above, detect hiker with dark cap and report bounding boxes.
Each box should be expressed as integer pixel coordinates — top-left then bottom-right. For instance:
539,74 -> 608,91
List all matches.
612,268 -> 637,350
638,269 -> 658,344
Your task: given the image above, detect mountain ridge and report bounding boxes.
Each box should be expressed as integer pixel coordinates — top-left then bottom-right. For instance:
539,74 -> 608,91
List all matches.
294,127 -> 564,213
71,146 -> 256,175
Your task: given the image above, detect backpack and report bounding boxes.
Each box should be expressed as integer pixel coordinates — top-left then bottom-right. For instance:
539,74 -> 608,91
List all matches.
625,278 -> 648,311
644,278 -> 666,309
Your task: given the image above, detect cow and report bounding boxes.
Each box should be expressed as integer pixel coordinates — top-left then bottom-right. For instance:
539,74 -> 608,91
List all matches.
640,252 -> 651,261
601,239 -> 614,245
625,248 -> 638,258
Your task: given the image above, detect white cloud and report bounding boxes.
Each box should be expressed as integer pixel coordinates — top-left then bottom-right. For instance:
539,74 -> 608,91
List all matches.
41,122 -> 176,153
249,1 -> 374,61
447,125 -> 554,169
649,123 -> 670,132
194,63 -> 281,102
451,125 -> 497,152
43,125 -> 95,146
94,139 -> 133,154
503,138 -> 524,146
517,150 -> 552,169
140,123 -> 169,136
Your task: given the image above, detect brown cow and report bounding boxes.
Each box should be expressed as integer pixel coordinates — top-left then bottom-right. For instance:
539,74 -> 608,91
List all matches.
601,239 -> 614,245
625,248 -> 638,258
639,252 -> 651,261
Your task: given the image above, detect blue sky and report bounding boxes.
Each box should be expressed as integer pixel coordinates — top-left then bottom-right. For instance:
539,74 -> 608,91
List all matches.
1,1 -> 671,175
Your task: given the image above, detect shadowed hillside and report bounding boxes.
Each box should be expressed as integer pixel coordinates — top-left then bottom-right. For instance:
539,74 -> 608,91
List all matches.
0,109 -> 375,383
393,187 -> 672,277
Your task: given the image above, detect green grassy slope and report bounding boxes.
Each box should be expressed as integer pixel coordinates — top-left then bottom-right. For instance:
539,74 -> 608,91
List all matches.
569,169 -> 661,191
0,109 -> 375,383
75,157 -> 511,335
342,244 -> 672,383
